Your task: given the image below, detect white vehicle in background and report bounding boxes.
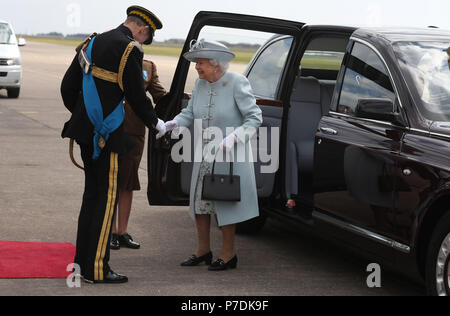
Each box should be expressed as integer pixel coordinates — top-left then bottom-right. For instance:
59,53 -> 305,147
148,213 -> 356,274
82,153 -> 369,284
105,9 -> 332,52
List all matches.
0,20 -> 25,98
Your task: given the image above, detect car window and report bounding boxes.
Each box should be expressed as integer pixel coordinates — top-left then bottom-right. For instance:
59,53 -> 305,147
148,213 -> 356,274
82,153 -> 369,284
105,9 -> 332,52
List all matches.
183,26 -> 275,93
337,42 -> 397,118
300,36 -> 347,74
0,23 -> 16,45
393,41 -> 450,121
247,37 -> 293,99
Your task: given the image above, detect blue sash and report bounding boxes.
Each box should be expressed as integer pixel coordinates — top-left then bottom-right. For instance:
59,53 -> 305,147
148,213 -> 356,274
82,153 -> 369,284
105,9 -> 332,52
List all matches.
82,37 -> 124,160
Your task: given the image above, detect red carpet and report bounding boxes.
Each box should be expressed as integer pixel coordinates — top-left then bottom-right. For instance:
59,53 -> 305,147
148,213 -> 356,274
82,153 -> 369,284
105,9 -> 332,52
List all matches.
0,241 -> 76,279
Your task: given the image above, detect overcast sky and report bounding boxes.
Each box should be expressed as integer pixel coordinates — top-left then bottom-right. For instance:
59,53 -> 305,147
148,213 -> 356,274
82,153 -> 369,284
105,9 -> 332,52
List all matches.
3,0 -> 450,40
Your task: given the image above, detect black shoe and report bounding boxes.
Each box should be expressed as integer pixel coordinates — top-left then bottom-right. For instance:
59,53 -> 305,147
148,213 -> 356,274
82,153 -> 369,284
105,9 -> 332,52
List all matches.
180,251 -> 213,266
110,233 -> 120,250
94,270 -> 128,284
208,256 -> 238,271
118,233 -> 140,249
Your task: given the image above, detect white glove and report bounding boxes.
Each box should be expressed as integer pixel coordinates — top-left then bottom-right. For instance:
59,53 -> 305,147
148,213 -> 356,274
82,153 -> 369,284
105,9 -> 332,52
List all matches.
165,120 -> 178,132
221,133 -> 237,152
155,119 -> 167,139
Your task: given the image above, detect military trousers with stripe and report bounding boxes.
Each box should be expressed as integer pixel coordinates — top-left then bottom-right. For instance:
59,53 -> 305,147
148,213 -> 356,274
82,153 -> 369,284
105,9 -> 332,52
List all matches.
74,143 -> 121,282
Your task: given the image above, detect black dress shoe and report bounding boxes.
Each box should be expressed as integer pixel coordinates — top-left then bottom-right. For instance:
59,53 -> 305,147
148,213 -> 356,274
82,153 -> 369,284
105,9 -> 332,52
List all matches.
180,251 -> 213,266
208,256 -> 238,271
118,233 -> 140,249
94,270 -> 128,284
110,233 -> 120,250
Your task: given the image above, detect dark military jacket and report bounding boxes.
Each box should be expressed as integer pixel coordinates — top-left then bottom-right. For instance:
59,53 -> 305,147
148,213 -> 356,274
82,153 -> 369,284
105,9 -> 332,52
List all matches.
60,24 -> 159,155
123,59 -> 167,137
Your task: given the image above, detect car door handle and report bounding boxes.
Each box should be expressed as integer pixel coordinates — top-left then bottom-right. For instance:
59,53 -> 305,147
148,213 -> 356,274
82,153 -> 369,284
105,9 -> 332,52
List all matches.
320,127 -> 338,135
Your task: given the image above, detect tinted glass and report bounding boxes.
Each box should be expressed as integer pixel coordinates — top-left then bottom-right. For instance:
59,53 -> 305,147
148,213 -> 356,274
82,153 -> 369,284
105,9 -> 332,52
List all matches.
247,37 -> 293,99
394,41 -> 450,121
301,36 -> 346,71
338,42 -> 396,117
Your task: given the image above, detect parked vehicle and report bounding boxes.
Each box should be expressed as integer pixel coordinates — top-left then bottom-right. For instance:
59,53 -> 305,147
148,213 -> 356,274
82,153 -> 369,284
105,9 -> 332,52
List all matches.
0,20 -> 25,98
148,11 -> 450,296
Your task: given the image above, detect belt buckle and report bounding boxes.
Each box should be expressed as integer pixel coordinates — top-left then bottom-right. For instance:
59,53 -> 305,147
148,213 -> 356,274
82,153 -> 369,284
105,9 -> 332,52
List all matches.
79,50 -> 92,74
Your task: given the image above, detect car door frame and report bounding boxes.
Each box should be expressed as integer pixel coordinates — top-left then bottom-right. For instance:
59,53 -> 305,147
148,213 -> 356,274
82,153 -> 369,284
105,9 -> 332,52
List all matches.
279,26 -> 356,206
312,34 -> 413,253
147,11 -> 305,205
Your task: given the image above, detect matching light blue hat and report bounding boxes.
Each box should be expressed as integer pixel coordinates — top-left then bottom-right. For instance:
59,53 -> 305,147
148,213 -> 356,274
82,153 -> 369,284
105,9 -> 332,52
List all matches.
183,39 -> 236,63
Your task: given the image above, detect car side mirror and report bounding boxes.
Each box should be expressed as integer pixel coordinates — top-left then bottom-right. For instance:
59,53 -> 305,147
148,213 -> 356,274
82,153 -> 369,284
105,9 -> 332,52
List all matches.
18,38 -> 26,47
355,98 -> 404,126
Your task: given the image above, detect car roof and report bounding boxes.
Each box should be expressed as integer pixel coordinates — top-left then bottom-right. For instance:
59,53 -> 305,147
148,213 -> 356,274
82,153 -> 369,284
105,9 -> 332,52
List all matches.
353,27 -> 450,43
268,25 -> 449,44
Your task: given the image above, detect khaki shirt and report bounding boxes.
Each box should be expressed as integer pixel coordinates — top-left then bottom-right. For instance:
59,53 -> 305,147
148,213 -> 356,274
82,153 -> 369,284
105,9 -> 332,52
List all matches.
123,59 -> 167,136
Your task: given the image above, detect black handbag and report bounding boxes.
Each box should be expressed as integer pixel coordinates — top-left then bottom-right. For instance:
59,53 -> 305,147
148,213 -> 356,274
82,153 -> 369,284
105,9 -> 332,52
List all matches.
202,159 -> 241,202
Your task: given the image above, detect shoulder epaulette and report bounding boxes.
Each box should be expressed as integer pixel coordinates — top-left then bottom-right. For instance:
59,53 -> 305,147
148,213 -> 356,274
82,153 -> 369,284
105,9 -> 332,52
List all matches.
75,32 -> 98,53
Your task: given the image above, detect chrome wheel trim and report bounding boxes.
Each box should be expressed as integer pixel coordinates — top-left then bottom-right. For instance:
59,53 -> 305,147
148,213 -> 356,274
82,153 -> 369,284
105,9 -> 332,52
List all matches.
436,233 -> 450,296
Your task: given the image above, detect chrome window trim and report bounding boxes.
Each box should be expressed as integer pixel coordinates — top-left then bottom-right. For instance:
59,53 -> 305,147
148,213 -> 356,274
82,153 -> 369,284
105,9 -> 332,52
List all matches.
344,37 -> 405,112
430,131 -> 450,140
408,127 -> 430,136
329,110 -> 406,129
404,127 -> 450,141
313,211 -> 411,253
409,127 -> 428,133
329,112 -> 450,140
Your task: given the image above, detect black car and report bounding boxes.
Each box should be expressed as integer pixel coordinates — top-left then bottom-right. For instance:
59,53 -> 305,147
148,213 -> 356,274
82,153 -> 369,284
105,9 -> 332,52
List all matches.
148,11 -> 450,296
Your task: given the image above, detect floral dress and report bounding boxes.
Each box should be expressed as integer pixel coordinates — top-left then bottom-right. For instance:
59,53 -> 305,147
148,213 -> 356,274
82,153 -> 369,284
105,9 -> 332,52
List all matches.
193,161 -> 216,215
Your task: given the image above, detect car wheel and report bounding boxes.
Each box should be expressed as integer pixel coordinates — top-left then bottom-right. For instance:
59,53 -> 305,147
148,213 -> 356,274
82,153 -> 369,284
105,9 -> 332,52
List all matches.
236,213 -> 267,235
7,88 -> 20,98
425,211 -> 450,296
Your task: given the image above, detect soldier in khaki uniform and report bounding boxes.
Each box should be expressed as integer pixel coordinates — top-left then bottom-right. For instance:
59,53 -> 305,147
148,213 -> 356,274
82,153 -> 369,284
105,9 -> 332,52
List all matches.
111,59 -> 167,250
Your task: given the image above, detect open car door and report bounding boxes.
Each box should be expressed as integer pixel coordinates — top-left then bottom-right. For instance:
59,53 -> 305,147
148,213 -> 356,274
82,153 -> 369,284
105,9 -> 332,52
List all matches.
147,11 -> 304,206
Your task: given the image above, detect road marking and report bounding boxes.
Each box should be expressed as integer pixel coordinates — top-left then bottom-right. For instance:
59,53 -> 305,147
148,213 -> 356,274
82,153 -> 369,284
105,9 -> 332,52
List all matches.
20,111 -> 38,114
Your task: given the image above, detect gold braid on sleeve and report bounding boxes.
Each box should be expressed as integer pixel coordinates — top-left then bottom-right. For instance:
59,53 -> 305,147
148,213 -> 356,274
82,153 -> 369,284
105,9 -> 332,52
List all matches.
118,42 -> 136,92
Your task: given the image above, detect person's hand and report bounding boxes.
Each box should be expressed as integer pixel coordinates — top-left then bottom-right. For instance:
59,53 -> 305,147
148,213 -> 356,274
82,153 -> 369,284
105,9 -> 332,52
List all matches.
221,133 -> 237,152
165,120 -> 178,133
155,119 -> 167,139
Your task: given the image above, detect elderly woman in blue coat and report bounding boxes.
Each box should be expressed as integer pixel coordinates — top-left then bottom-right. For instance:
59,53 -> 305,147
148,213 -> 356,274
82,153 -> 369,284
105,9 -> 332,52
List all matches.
163,39 -> 262,270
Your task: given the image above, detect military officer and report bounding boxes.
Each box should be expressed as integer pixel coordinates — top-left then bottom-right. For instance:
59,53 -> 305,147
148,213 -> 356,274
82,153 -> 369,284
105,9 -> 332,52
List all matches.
60,5 -> 166,284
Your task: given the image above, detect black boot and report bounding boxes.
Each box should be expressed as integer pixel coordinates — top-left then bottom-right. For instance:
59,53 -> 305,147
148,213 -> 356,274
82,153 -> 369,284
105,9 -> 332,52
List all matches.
94,270 -> 128,284
118,233 -> 140,249
110,233 -> 120,250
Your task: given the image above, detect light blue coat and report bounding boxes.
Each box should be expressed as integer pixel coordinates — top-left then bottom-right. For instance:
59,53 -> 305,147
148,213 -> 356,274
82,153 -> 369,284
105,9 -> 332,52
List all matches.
174,72 -> 263,227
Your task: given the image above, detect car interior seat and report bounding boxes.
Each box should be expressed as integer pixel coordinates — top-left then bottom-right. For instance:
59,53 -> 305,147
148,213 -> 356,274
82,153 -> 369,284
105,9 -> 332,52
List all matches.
285,76 -> 322,199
